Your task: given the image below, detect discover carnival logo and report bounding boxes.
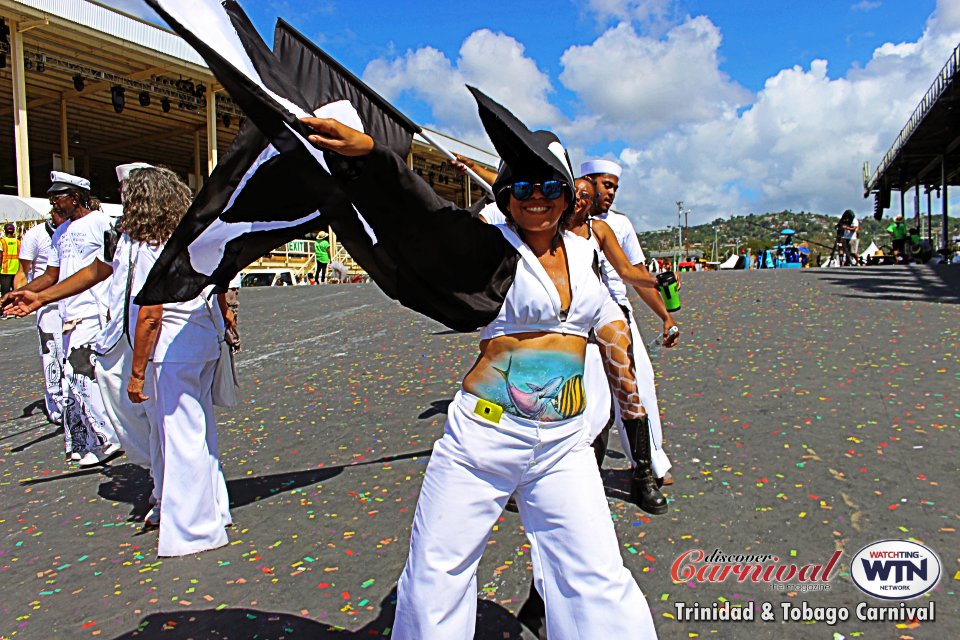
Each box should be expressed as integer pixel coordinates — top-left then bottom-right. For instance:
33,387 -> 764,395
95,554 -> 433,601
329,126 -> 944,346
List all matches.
850,539 -> 941,600
671,548 -> 841,587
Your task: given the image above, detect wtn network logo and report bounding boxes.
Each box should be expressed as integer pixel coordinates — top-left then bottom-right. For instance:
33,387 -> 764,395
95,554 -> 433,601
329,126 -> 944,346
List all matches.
851,540 -> 941,600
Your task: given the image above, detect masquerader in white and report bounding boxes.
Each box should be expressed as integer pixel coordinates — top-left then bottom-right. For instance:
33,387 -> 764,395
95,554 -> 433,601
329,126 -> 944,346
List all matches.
124,167 -> 234,556
18,209 -> 67,425
2,173 -> 121,466
581,159 -> 677,505
300,88 -> 660,640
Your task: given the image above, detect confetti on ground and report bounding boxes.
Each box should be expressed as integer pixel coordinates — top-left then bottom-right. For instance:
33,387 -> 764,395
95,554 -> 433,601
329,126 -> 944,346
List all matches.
0,270 -> 957,639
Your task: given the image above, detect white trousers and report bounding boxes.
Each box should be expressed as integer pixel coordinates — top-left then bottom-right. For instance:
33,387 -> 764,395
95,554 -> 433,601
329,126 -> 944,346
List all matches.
62,320 -> 119,453
95,341 -> 158,470
36,305 -> 64,424
393,390 -> 658,640
153,360 -> 231,557
587,308 -> 671,477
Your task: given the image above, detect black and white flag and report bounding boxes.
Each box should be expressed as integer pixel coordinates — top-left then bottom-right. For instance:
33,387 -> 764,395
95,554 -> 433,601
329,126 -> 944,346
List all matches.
135,0 -> 418,305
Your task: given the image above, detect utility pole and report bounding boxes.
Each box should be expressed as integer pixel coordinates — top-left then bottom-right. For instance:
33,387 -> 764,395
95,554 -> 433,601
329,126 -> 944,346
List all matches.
684,209 -> 691,260
675,201 -> 683,267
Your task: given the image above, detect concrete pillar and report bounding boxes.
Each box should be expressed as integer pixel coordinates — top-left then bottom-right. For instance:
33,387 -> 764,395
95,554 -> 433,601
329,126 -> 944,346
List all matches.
941,157 -> 949,254
914,180 -> 920,227
60,95 -> 69,172
194,129 -> 203,189
10,20 -> 31,196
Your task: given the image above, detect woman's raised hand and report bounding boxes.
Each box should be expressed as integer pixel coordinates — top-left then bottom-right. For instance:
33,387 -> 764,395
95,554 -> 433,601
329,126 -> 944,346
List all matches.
300,117 -> 374,156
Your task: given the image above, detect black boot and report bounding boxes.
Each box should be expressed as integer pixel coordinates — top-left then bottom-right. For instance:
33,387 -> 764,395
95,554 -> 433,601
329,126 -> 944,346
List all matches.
624,417 -> 668,515
516,578 -> 548,640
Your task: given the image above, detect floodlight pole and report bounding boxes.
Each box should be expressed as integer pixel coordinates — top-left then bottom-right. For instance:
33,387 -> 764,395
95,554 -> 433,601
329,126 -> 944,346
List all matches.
675,201 -> 683,267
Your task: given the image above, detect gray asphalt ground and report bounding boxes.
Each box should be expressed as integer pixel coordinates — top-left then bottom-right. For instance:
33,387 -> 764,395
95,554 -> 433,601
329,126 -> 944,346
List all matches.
0,265 -> 957,640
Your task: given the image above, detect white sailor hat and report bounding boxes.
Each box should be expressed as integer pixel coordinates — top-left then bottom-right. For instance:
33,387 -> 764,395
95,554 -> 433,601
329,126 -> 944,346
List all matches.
48,171 -> 91,194
116,162 -> 154,183
579,159 -> 622,178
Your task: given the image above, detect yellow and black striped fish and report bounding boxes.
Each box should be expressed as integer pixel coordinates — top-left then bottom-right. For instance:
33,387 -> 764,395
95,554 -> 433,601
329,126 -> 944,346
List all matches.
553,374 -> 586,418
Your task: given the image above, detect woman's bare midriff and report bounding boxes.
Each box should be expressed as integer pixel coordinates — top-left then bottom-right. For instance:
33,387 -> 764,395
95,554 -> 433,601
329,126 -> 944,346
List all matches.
462,332 -> 588,421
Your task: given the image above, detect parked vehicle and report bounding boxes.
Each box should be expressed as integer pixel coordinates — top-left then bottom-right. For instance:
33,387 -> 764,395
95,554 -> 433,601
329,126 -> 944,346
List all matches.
240,269 -> 296,287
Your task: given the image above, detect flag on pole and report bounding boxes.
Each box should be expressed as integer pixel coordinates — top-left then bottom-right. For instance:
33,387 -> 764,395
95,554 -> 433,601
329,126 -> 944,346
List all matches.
136,0 -> 418,305
137,0 -> 522,332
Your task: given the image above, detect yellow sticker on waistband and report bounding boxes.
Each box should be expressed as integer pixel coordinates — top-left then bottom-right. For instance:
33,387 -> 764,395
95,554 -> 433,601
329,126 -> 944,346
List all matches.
473,398 -> 503,424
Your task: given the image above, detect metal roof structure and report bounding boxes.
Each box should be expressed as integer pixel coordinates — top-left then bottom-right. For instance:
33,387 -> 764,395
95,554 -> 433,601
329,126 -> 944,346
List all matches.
0,0 -> 496,209
863,42 -> 960,254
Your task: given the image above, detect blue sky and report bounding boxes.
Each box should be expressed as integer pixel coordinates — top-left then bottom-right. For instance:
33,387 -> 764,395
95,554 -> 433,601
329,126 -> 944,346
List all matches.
109,0 -> 957,229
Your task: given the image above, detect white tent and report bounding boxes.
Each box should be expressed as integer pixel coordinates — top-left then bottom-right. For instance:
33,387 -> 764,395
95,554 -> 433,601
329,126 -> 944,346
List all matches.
0,195 -> 48,223
719,254 -> 741,269
0,195 -> 123,225
860,241 -> 880,259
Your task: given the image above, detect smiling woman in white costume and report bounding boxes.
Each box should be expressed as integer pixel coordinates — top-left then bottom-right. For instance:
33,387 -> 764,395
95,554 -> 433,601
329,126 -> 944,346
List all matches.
301,88 -> 659,640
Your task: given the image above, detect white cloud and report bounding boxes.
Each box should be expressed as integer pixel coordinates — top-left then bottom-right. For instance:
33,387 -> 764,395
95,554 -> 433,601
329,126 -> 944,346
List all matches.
585,0 -> 678,35
611,11 -> 960,229
363,6 -> 960,230
362,29 -> 562,145
557,17 -> 751,144
851,1 -> 882,12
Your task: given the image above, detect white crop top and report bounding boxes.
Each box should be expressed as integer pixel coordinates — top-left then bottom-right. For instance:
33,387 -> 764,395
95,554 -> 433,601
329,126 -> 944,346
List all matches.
479,225 -> 623,340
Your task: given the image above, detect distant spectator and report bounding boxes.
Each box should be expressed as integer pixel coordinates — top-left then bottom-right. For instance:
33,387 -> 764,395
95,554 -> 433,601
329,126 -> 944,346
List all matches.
886,216 -> 907,264
224,271 -> 242,351
329,261 -> 349,283
838,209 -> 859,266
314,233 -> 331,284
1,223 -> 22,297
907,227 -> 923,263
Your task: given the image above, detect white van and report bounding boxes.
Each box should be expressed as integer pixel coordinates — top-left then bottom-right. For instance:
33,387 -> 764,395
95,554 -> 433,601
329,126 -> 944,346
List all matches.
240,269 -> 296,287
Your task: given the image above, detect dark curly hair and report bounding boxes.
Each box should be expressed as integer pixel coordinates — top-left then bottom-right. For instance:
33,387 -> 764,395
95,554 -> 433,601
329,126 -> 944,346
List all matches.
116,167 -> 192,245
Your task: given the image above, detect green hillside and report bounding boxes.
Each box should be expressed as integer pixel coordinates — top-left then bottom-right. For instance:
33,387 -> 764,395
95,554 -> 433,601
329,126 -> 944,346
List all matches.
636,210 -> 960,262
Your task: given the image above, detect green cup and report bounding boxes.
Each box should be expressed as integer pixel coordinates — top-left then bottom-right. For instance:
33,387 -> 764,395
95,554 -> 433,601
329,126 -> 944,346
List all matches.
657,271 -> 681,312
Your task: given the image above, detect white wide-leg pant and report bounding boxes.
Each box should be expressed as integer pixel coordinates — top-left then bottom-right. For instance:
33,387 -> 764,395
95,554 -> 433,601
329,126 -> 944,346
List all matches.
586,307 -> 671,478
36,305 -> 64,424
62,320 -> 119,453
621,315 -> 670,477
393,390 -> 658,640
153,359 -> 230,557
95,341 -> 157,469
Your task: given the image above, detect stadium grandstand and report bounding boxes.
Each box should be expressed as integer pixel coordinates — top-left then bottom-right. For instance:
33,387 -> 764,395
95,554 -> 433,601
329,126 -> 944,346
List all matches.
864,41 -> 960,257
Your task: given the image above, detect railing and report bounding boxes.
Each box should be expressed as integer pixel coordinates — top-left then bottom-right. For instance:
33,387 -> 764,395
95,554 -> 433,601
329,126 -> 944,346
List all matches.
248,238 -> 366,281
866,42 -> 960,193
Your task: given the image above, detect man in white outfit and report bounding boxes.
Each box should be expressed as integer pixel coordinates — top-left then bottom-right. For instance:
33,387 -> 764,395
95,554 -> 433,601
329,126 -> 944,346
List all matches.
580,160 -> 677,500
1,172 -> 121,466
18,208 -> 68,424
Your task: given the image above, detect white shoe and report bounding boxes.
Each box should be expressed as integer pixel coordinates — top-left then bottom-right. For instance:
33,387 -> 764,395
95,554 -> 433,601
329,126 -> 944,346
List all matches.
144,503 -> 161,527
69,451 -> 83,462
77,449 -> 110,467
102,442 -> 122,457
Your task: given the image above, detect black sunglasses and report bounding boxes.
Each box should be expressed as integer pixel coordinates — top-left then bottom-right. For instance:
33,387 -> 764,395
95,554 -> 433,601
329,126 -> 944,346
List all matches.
507,180 -> 567,201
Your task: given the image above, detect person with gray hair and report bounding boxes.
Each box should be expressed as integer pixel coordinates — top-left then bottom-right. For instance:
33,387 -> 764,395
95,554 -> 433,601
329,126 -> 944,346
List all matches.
123,167 -> 234,555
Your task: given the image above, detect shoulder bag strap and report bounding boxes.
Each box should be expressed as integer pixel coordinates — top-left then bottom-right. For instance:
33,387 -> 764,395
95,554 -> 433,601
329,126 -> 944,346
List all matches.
122,241 -> 139,347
